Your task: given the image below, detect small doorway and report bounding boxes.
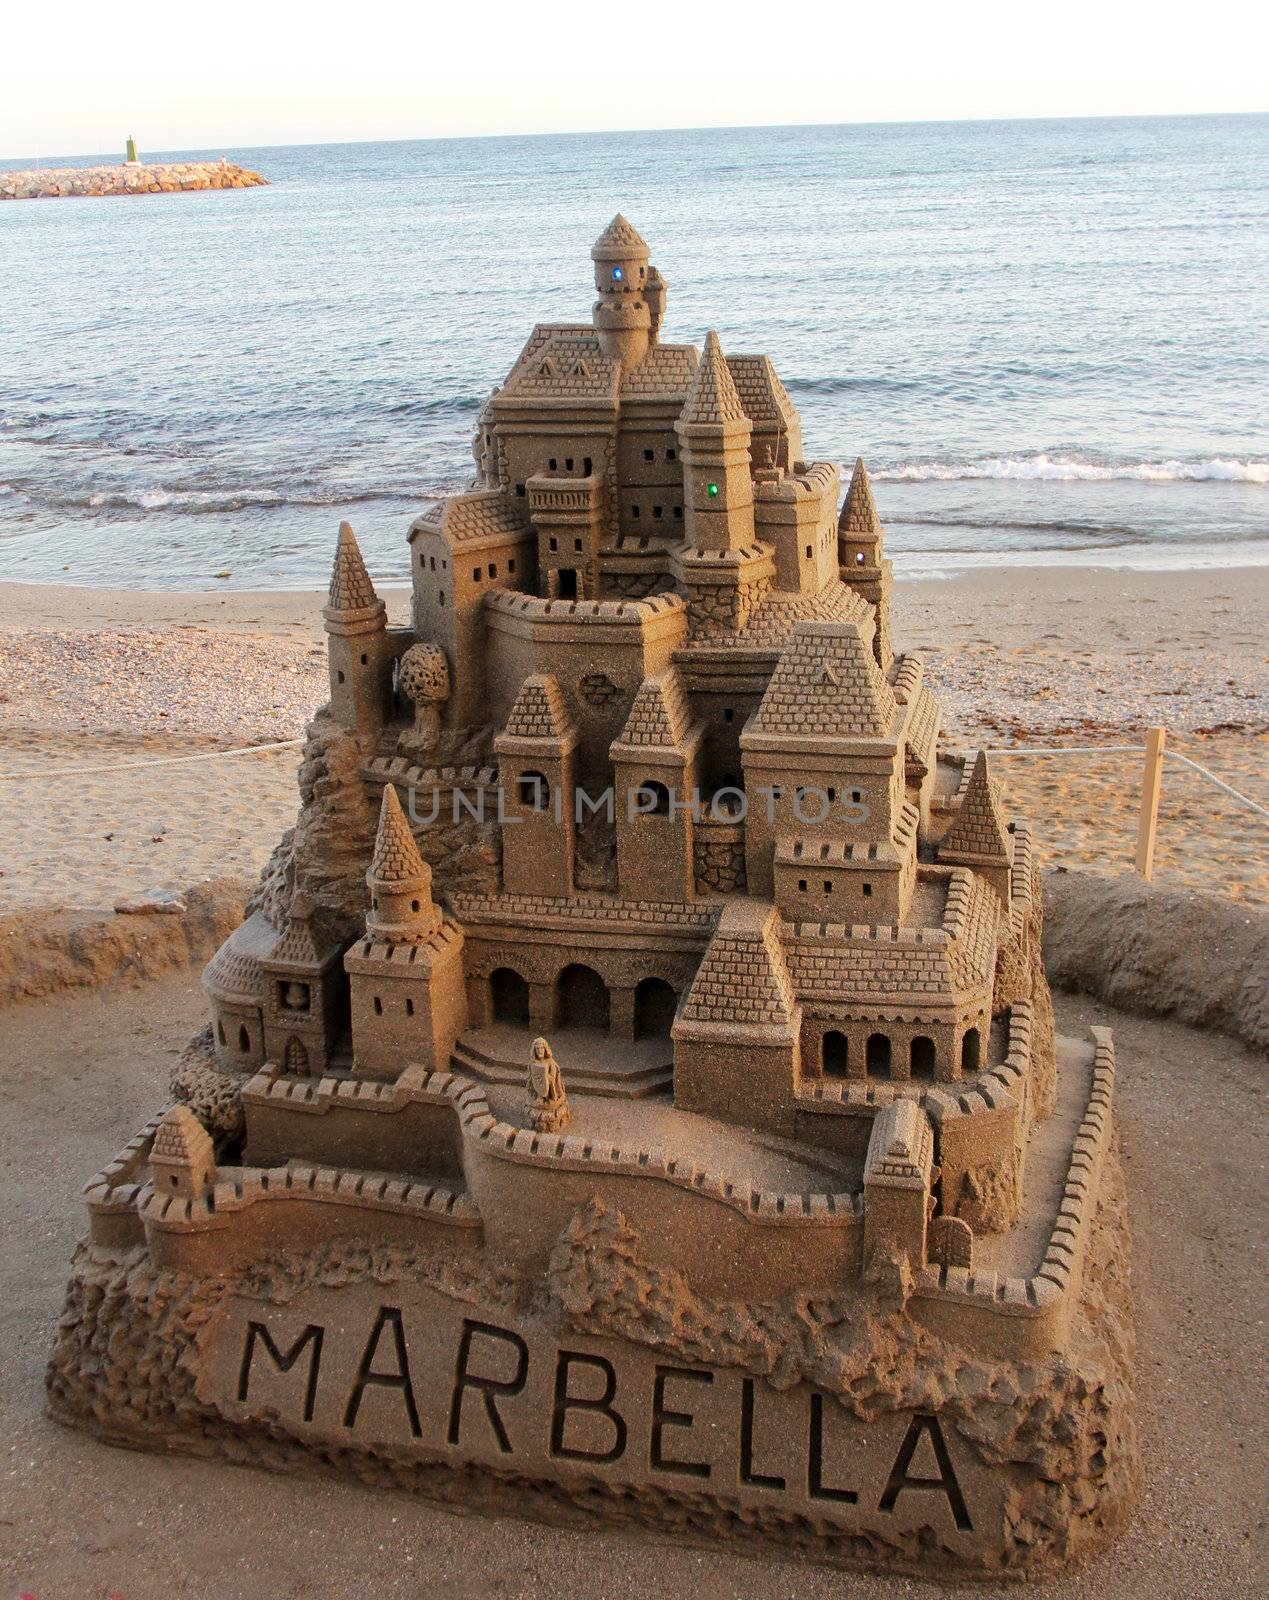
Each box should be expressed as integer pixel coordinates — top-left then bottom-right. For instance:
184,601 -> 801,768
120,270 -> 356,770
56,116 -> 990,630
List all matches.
822,1030 -> 849,1078
866,1032 -> 891,1079
491,967 -> 530,1025
557,963 -> 609,1031
557,568 -> 578,600
634,977 -> 677,1039
961,1027 -> 981,1074
910,1036 -> 936,1082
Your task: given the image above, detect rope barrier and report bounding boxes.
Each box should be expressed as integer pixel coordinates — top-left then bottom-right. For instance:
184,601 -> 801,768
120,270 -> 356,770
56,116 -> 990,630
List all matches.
982,743 -> 1267,819
0,738 -> 303,781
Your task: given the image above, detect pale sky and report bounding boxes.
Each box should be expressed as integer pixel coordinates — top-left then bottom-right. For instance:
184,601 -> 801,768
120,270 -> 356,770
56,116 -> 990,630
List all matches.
3,0 -> 1265,159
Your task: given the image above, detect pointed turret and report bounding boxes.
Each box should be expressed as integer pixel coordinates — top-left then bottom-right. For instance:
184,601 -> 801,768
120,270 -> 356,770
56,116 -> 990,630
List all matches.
939,751 -> 1014,905
366,784 -> 441,942
750,620 -> 897,744
150,1104 -> 216,1201
838,457 -> 894,673
590,212 -> 653,369
322,522 -> 389,739
674,331 -> 755,555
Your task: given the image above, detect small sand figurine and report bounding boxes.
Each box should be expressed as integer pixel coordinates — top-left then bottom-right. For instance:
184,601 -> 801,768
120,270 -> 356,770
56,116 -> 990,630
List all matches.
527,1036 -> 570,1132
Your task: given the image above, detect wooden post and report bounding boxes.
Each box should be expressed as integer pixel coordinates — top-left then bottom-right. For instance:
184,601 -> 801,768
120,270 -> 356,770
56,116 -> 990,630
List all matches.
1135,726 -> 1166,880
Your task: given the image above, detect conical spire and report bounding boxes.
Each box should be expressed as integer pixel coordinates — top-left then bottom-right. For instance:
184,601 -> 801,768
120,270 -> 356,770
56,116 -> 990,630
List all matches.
369,784 -> 428,885
591,213 -> 649,260
680,331 -> 748,429
941,751 -> 1012,863
750,621 -> 897,742
152,1104 -> 214,1167
327,521 -> 380,613
838,456 -> 882,540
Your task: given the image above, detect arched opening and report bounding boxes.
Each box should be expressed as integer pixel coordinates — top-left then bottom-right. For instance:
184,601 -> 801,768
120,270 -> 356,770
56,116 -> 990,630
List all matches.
217,1020 -> 226,1047
237,1024 -> 251,1055
961,1027 -> 981,1075
517,771 -> 550,812
490,967 -> 529,1025
557,569 -> 578,600
822,1030 -> 849,1078
636,780 -> 671,818
911,1036 -> 936,1082
634,977 -> 677,1039
866,1032 -> 891,1079
557,963 -> 609,1031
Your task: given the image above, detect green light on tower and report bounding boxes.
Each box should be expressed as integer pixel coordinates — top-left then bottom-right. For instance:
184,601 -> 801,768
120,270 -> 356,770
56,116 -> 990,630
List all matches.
706,481 -> 719,498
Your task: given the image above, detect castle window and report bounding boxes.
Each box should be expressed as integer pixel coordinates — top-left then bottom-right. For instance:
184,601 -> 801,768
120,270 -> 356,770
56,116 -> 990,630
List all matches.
866,1033 -> 891,1079
674,506 -> 683,518
584,457 -> 592,475
636,780 -> 671,817
863,883 -> 873,898
574,537 -> 583,551
337,670 -> 346,684
911,1037 -> 936,1081
962,1028 -> 982,1074
508,559 -> 516,573
217,1021 -> 226,1046
373,996 -> 383,1016
653,505 -> 663,519
473,567 -> 481,582
851,790 -> 862,803
360,653 -> 368,666
438,591 -> 445,606
549,458 -> 557,471
805,545 -> 813,559
826,786 -> 836,801
441,559 -> 447,570
823,1031 -> 849,1078
549,537 -> 558,552
515,483 -> 526,496
558,569 -> 578,598
405,996 -> 415,1017
798,879 -> 807,892
666,448 -> 676,461
565,458 -> 574,471
724,708 -> 734,722
632,505 -> 640,518
488,563 -> 497,579
644,449 -> 654,462
823,880 -> 833,894
517,771 -> 551,811
411,899 -> 420,913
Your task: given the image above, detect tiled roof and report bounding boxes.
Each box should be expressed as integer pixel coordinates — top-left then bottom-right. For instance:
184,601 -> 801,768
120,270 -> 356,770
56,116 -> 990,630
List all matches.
691,580 -> 871,653
203,910 -> 280,1003
838,456 -> 881,540
903,686 -> 940,779
620,342 -> 699,397
726,355 -> 799,431
749,620 -> 897,741
615,667 -> 693,751
679,903 -> 796,1030
941,752 -> 1011,863
592,213 -> 650,258
413,491 -> 532,545
268,894 -> 327,967
152,1104 -> 213,1165
327,521 -> 379,611
503,673 -> 575,742
679,331 -> 748,428
500,326 -> 618,402
369,784 -> 428,884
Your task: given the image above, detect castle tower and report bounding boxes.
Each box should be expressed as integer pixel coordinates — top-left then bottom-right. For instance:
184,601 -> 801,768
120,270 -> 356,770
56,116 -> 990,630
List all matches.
938,751 -> 1014,906
345,785 -> 467,1081
590,214 -> 653,370
323,521 -> 391,741
365,784 -> 443,943
149,1105 -> 216,1201
259,891 -> 347,1075
495,675 -> 578,898
838,458 -> 894,671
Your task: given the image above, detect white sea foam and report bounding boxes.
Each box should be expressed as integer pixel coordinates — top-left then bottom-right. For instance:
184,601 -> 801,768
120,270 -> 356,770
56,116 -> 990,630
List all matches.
874,456 -> 1269,485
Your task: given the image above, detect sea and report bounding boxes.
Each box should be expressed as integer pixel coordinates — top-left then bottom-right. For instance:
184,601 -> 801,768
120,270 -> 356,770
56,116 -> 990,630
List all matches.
2,115 -> 1267,590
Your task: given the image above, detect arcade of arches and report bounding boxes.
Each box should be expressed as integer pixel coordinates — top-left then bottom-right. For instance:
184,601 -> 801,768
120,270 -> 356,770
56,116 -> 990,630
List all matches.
485,962 -> 680,1040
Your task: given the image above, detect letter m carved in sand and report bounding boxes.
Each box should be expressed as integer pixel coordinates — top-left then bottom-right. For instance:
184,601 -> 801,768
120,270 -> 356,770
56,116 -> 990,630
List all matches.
237,1320 -> 324,1424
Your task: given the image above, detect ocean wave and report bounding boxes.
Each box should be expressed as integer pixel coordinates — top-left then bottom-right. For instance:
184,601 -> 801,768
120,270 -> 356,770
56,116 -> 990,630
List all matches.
77,486 -> 433,514
873,455 -> 1269,484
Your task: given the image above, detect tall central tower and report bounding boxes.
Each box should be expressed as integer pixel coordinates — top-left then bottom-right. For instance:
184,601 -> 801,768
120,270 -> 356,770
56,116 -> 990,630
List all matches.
590,213 -> 653,369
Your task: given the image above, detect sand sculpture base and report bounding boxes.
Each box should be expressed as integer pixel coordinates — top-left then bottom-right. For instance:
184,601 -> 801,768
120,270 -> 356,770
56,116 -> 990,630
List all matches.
48,1119 -> 1136,1581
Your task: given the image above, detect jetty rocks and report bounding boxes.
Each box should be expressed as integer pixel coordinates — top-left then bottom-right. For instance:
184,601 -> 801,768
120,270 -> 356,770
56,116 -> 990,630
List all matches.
1,160 -> 267,200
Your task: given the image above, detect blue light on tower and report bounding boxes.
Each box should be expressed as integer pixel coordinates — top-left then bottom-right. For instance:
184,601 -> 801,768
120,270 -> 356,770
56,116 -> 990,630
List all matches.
612,267 -> 623,281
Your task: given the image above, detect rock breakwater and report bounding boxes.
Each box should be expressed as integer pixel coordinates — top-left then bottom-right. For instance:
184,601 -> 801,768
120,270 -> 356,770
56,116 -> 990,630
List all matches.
1,161 -> 267,200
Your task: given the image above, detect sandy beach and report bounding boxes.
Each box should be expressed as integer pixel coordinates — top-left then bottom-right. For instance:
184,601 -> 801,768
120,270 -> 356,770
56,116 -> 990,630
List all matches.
1,565 -> 1264,915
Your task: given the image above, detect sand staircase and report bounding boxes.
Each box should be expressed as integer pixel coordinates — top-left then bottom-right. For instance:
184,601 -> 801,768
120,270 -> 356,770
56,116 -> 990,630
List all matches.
451,1027 -> 672,1100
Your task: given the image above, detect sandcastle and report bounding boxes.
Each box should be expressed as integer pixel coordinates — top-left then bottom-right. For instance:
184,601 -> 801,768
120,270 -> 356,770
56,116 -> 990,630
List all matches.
48,217 -> 1137,1578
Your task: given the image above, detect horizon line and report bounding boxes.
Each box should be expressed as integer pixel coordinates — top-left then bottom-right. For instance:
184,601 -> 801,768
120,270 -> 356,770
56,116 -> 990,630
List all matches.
5,108 -> 1267,166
